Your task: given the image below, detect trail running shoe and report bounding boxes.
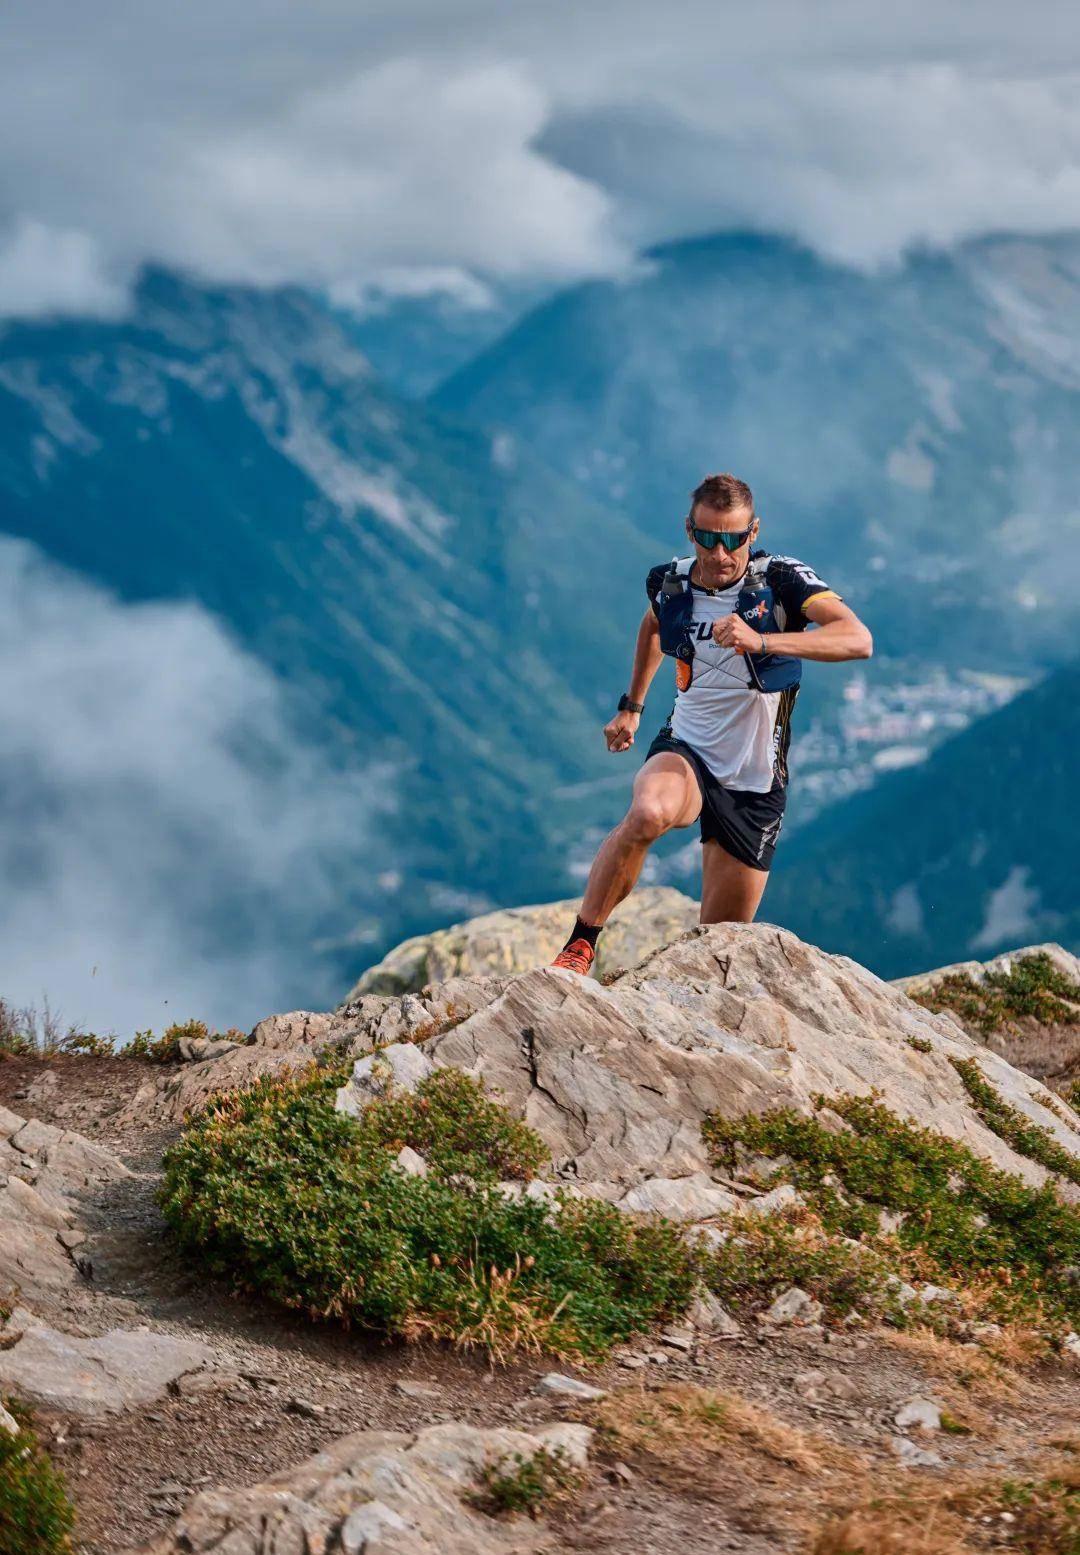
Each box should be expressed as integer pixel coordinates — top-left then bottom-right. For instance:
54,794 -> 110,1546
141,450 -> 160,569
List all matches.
550,937 -> 595,976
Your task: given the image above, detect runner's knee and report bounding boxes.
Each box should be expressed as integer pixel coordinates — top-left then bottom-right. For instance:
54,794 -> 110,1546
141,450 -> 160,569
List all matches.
624,795 -> 678,843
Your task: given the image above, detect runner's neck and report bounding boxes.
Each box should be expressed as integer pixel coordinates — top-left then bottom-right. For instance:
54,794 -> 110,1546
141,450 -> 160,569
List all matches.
689,555 -> 751,593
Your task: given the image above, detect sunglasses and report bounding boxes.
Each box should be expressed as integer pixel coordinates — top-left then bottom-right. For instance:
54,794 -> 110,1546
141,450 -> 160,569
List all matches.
688,518 -> 756,552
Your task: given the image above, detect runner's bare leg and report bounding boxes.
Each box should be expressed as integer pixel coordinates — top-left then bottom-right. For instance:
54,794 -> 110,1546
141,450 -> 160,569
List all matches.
699,838 -> 770,923
578,752 -> 701,925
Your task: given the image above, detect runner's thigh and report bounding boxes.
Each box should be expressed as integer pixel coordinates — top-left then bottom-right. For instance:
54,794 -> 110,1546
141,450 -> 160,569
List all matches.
632,751 -> 702,830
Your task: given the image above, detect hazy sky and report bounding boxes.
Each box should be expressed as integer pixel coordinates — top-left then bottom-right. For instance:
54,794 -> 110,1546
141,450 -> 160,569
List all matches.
3,1 -> 1080,316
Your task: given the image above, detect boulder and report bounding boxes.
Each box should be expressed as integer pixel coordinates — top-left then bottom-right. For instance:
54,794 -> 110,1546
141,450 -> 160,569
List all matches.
131,1419 -> 592,1555
124,978 -> 500,1122
123,922 -> 1080,1202
895,942 -> 1080,1090
415,924 -> 1080,1199
335,1042 -> 433,1117
345,886 -> 698,997
0,1106 -> 131,1308
0,1318 -> 214,1416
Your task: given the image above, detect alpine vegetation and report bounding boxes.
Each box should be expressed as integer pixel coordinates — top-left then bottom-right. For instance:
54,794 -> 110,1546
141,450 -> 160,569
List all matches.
159,1065 -> 698,1361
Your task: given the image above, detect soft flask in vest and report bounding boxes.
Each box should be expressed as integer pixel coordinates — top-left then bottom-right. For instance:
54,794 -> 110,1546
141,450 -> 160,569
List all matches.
736,572 -> 802,694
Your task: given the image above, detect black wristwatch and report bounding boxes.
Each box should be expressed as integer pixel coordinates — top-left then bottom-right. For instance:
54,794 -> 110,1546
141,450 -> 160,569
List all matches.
618,693 -> 645,714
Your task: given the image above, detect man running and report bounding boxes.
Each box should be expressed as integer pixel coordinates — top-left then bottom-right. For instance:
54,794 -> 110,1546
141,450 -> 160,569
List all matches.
552,472 -> 872,975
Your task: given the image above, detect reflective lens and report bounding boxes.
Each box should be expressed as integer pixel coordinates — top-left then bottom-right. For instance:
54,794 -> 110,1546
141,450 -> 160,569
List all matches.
691,523 -> 753,552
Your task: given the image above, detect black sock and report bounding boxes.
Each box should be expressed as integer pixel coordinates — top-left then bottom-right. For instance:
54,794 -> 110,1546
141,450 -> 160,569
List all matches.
563,916 -> 602,952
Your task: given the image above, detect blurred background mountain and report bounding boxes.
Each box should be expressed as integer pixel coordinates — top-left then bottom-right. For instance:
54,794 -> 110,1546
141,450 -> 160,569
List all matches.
2,231 -> 1078,1028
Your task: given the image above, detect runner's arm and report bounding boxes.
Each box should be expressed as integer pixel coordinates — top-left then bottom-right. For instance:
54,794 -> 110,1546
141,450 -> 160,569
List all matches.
605,610 -> 663,753
765,595 -> 872,662
628,608 -> 664,703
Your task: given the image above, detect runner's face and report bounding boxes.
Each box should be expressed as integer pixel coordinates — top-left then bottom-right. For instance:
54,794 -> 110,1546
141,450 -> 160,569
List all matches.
686,503 -> 757,584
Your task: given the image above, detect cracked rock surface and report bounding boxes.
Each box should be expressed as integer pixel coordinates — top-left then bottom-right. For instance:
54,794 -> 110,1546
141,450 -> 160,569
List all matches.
132,1419 -> 592,1555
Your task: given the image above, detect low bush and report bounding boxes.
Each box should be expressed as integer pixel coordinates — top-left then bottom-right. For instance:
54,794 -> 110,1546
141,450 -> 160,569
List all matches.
910,952 -> 1080,1035
358,1065 -> 548,1181
0,1400 -> 74,1555
470,1445 -> 578,1516
950,1057 -> 1080,1188
703,1214 -> 910,1325
159,1066 -> 697,1360
702,1094 -> 1080,1327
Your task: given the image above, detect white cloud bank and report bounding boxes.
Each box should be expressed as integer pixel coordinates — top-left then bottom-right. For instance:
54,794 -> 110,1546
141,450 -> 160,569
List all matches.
0,538 -> 390,1036
3,1 -> 1080,316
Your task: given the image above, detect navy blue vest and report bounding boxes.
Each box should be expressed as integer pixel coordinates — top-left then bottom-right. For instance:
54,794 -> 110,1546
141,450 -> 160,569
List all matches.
656,555 -> 802,694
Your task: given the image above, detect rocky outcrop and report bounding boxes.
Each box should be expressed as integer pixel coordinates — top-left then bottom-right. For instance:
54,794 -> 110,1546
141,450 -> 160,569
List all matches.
124,920 -> 1080,1214
128,976 -> 503,1123
895,941 -> 1080,1090
0,1309 -> 215,1416
893,941 -> 1080,996
411,923 -> 1079,1202
345,886 -> 698,997
132,1419 -> 592,1555
0,1104 -> 131,1307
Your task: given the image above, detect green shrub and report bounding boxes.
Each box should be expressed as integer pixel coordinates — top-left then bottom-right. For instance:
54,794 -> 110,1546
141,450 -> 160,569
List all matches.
357,1066 -> 548,1181
159,1066 -> 697,1360
951,1057 -> 1080,1188
470,1445 -> 578,1516
910,952 -> 1080,1035
126,1018 -> 216,1063
703,1215 -> 909,1325
0,1401 -> 74,1554
702,1095 -> 1080,1326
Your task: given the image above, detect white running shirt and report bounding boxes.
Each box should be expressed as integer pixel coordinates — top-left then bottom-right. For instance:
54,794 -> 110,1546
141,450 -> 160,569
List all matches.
645,552 -> 837,793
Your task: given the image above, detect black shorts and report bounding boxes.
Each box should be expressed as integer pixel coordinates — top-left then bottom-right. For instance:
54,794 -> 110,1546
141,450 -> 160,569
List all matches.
644,726 -> 786,872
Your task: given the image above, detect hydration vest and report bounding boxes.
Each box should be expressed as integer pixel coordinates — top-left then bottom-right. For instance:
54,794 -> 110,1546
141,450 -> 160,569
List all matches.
656,554 -> 802,694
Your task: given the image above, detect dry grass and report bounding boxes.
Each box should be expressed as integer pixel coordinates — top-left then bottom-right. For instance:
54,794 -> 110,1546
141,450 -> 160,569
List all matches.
810,1503 -> 967,1555
809,1455 -> 1080,1555
592,1382 -> 857,1491
884,1327 -> 1031,1404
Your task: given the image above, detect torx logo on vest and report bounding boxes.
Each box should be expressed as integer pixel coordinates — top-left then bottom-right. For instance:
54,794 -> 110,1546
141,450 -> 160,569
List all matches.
742,598 -> 770,621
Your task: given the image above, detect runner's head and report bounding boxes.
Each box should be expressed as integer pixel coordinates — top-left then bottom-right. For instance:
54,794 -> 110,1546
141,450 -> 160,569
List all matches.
686,473 -> 758,584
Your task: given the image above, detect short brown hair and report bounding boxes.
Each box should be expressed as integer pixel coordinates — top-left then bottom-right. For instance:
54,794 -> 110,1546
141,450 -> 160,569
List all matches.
689,473 -> 754,516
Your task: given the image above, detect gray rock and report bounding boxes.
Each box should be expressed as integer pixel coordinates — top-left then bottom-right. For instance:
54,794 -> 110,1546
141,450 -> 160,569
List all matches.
176,1036 -> 242,1063
413,923 -> 1079,1193
0,1108 -> 130,1308
139,1419 -> 592,1555
394,1380 -> 444,1400
894,1396 -> 942,1431
346,887 -> 698,997
740,1183 -> 804,1219
918,1283 -> 960,1307
761,1287 -> 824,1327
659,1327 -> 694,1352
1062,1331 -> 1080,1357
0,1404 -> 18,1436
339,1500 -> 408,1554
687,1289 -> 741,1336
394,1146 -> 428,1177
891,1434 -> 944,1468
534,1373 -> 606,1402
0,1321 -> 214,1416
617,1174 -> 739,1221
335,1043 -> 433,1117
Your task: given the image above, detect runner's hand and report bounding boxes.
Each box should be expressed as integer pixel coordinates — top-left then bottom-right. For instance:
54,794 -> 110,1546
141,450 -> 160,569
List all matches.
712,613 -> 762,655
604,710 -> 640,752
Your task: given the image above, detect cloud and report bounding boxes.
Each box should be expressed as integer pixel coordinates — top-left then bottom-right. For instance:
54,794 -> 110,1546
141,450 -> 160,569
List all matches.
1,2 -> 1079,312
0,218 -> 129,319
0,538 -> 391,1036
